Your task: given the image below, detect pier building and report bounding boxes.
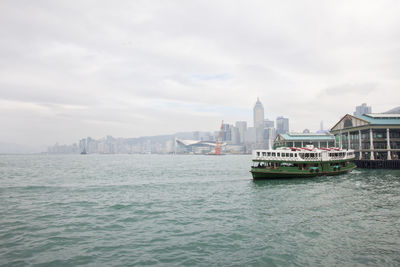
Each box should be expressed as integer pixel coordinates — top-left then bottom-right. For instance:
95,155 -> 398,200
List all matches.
274,132 -> 335,149
330,113 -> 400,168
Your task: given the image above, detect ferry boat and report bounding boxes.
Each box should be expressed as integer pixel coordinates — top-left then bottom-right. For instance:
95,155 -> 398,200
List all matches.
251,146 -> 356,179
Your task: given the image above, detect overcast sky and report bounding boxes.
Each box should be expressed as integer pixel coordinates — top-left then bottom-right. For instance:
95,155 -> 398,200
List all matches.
1,0 -> 399,147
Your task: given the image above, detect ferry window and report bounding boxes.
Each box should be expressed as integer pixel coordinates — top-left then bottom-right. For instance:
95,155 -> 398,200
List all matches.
319,153 -> 321,157
267,152 -> 271,156
262,152 -> 266,156
305,153 -> 309,157
294,153 -> 297,157
272,152 -> 276,156
257,152 -> 260,156
277,153 -> 280,157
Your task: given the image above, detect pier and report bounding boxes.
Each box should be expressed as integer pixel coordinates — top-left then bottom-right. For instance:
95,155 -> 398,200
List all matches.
355,160 -> 400,169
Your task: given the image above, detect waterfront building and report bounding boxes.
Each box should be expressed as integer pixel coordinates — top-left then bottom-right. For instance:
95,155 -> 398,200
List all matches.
274,132 -> 335,149
276,116 -> 289,135
330,113 -> 400,168
175,139 -> 224,154
354,103 -> 372,117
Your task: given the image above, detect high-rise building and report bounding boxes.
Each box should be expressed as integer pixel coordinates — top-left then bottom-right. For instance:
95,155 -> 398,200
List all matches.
264,119 -> 274,128
221,123 -> 231,141
253,98 -> 264,128
263,127 -> 276,149
245,127 -> 256,143
253,98 -> 265,144
235,121 -> 247,143
230,126 -> 240,144
276,116 -> 289,135
354,103 -> 372,117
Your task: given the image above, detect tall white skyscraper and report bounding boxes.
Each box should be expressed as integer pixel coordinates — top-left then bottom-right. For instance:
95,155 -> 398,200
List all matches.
253,98 -> 264,128
253,98 -> 265,144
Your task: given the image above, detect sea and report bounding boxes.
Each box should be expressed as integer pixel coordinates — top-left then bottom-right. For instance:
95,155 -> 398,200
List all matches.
1,154 -> 400,266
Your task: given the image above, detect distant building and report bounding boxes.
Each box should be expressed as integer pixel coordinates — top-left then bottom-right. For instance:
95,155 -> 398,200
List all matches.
235,121 -> 247,143
263,127 -> 276,149
175,139 -> 225,154
245,127 -> 256,144
230,126 -> 240,145
264,119 -> 274,128
354,103 -> 372,117
276,116 -> 289,135
193,131 -> 200,140
221,123 -> 231,142
330,113 -> 400,168
253,98 -> 265,144
274,132 -> 335,148
253,98 -> 264,128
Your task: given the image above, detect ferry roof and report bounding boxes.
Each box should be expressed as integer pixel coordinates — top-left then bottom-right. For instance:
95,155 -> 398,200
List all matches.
277,133 -> 335,141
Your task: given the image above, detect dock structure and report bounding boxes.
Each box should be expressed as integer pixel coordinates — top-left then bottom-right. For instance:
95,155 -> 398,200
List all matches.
331,113 -> 400,169
355,160 -> 400,169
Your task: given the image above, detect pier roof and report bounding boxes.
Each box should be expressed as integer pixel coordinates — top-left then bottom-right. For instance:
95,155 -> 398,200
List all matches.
356,114 -> 400,125
331,113 -> 400,132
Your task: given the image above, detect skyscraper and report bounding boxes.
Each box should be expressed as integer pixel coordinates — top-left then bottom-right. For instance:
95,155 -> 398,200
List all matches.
253,98 -> 265,144
276,116 -> 289,135
253,98 -> 264,128
354,103 -> 372,116
235,121 -> 247,143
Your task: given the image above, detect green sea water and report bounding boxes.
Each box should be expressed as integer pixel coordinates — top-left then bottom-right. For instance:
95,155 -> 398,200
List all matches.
1,154 -> 400,266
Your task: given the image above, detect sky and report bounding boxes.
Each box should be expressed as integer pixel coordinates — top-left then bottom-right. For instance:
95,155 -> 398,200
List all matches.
1,0 -> 399,148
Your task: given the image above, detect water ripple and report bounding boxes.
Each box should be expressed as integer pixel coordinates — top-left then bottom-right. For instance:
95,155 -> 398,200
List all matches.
0,155 -> 399,266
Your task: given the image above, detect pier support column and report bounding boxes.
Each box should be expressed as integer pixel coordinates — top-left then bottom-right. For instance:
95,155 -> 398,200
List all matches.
387,128 -> 392,160
347,132 -> 351,150
301,141 -> 303,147
339,132 -> 342,149
370,128 -> 374,160
359,130 -> 362,159
318,141 -> 321,148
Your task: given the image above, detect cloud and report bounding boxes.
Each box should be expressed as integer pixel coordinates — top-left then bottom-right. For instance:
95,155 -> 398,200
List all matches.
0,0 -> 400,146
321,83 -> 378,96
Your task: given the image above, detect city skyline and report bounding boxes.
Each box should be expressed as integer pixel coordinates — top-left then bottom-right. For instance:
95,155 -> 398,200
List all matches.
1,1 -> 400,149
